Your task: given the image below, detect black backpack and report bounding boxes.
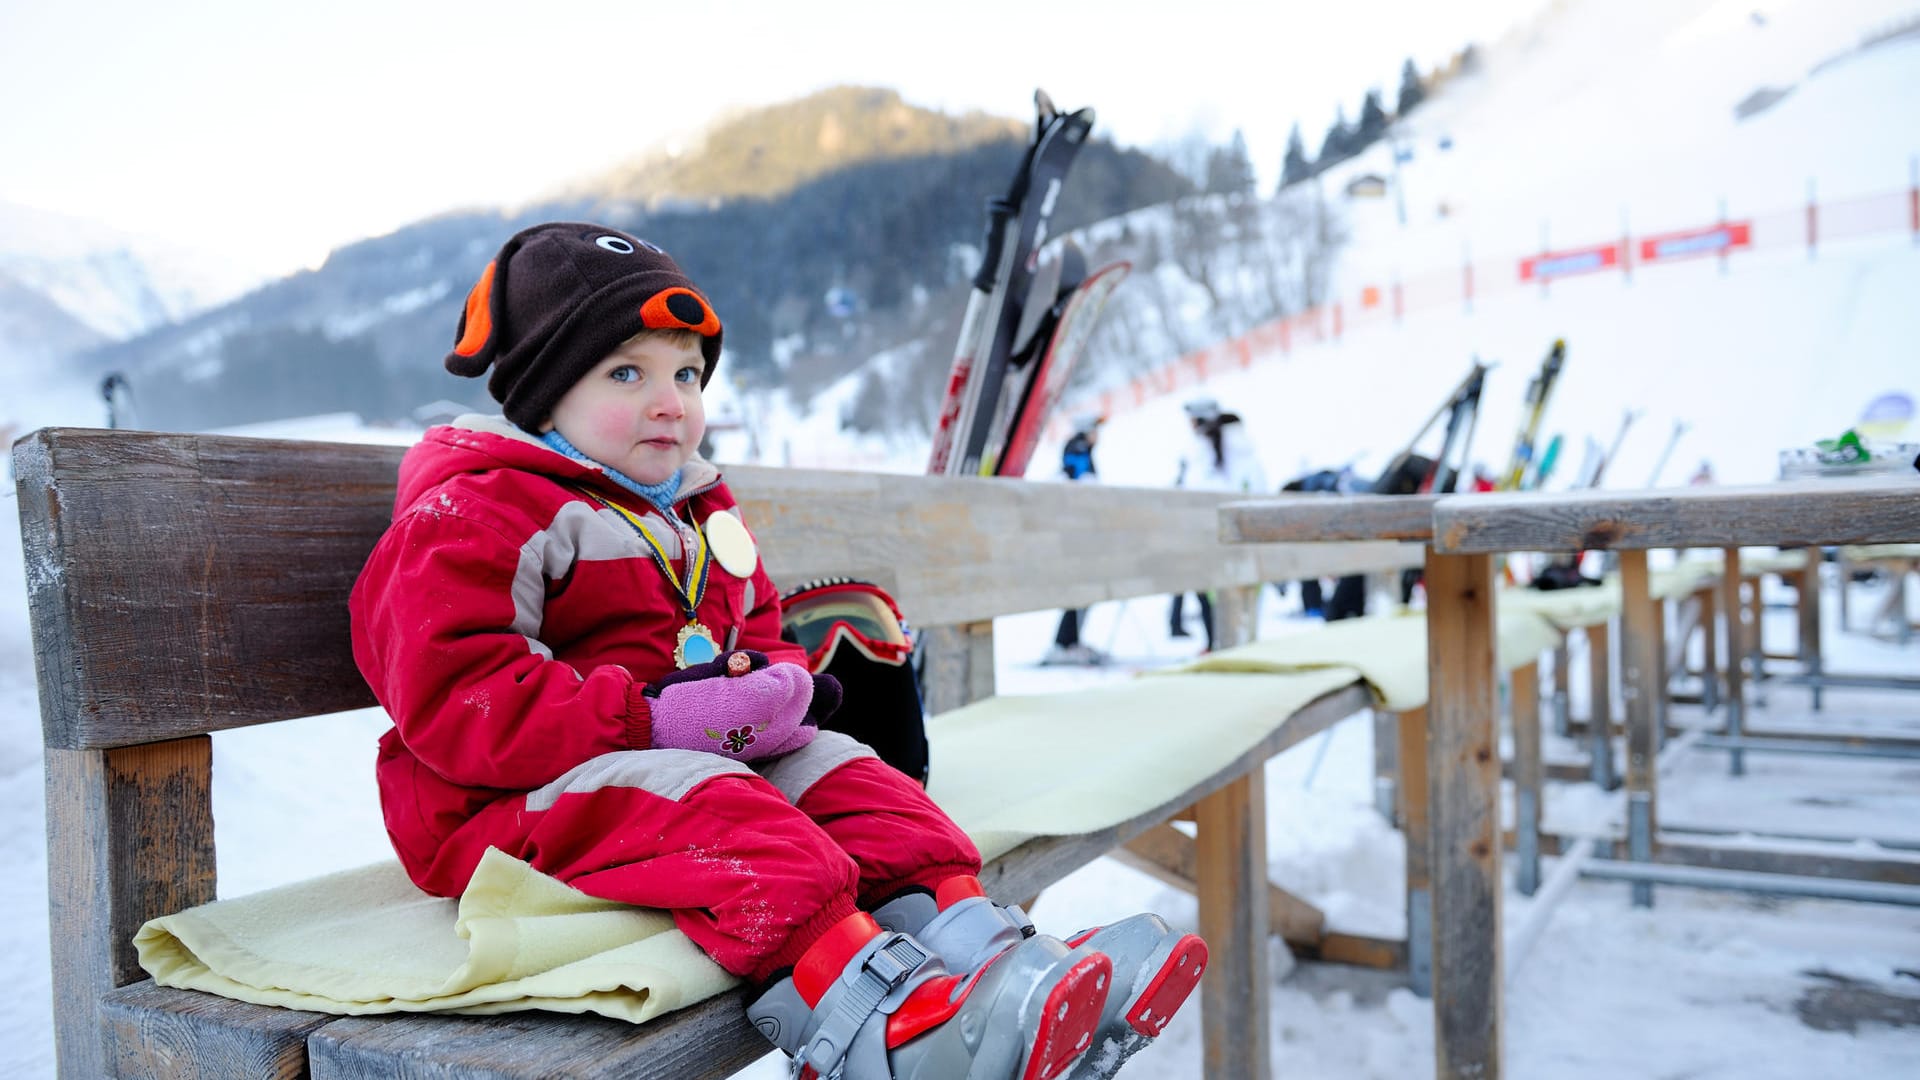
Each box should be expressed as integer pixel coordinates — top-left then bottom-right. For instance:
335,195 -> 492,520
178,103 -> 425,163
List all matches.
779,579 -> 931,786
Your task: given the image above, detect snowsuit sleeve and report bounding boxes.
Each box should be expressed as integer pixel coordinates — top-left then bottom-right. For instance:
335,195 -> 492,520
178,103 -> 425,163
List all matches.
350,507 -> 649,792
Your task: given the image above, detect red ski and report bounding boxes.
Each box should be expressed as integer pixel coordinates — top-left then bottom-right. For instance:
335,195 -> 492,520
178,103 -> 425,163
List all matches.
990,259 -> 1130,478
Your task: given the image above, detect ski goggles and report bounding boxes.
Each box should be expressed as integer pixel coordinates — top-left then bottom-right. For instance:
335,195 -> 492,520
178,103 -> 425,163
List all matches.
780,579 -> 913,670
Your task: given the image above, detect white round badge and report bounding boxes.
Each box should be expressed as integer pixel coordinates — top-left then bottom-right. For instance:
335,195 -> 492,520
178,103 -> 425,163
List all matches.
704,510 -> 759,578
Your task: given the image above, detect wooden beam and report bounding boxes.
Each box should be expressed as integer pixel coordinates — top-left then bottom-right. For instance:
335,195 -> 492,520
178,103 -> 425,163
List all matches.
17,428 -> 1427,750
1586,621 -> 1617,789
45,741 -> 216,1080
1618,552 -> 1662,907
100,981 -> 326,1079
1397,707 -> 1431,997
1521,832 -> 1920,885
1722,549 -> 1748,776
1113,825 -> 1327,944
1510,662 -> 1543,896
918,621 -> 995,715
1423,550 -> 1504,1079
1220,494 -> 1439,543
307,992 -> 765,1080
1431,476 -> 1920,553
1195,769 -> 1271,1080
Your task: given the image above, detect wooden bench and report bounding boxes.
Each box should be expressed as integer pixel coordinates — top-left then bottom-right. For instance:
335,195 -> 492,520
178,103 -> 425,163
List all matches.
17,426 -> 1426,1080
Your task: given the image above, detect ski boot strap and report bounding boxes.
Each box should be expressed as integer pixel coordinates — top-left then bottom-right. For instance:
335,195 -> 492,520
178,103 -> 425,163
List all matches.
798,934 -> 932,1075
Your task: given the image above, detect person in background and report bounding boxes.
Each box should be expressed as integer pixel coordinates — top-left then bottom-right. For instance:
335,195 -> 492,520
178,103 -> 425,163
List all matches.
1278,464 -> 1357,617
1169,397 -> 1267,650
1044,413 -> 1108,665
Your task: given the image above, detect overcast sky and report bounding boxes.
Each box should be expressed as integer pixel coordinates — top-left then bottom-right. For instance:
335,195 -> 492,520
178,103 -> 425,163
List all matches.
2,0 -> 1549,276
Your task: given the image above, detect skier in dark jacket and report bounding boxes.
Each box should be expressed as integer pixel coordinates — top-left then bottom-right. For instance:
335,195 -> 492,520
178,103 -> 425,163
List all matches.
1044,414 -> 1106,665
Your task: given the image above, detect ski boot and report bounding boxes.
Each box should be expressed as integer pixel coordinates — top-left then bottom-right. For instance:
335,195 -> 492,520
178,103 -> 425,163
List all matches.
875,877 -> 1206,1079
746,910 -> 1111,1080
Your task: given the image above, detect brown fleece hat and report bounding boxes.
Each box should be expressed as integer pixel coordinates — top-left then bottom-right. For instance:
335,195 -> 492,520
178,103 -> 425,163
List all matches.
444,222 -> 723,431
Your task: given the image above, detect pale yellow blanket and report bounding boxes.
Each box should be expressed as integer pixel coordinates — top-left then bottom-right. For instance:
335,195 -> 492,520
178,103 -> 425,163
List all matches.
137,668 -> 1364,1021
1502,561 -> 1724,631
1153,609 -> 1563,711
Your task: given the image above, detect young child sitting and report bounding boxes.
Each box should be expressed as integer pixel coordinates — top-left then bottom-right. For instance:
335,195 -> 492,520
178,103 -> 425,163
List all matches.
349,222 -> 1204,1079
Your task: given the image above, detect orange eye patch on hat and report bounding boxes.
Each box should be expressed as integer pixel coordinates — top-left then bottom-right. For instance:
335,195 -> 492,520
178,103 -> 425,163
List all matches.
445,222 -> 724,432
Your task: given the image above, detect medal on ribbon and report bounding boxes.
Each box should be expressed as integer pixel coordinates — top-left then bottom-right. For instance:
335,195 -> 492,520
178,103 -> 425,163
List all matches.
576,487 -> 718,668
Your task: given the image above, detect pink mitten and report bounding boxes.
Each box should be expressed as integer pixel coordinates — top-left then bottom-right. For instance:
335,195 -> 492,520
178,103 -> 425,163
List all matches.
643,650 -> 839,761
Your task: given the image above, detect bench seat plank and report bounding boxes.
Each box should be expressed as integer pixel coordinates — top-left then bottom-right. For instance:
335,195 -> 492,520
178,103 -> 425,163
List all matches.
100,980 -> 327,1080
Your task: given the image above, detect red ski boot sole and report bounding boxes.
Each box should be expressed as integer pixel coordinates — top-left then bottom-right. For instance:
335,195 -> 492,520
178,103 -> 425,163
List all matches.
1020,952 -> 1113,1080
1123,933 -> 1207,1037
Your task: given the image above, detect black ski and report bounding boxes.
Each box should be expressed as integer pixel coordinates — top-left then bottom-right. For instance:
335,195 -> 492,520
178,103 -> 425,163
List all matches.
928,91 -> 1096,477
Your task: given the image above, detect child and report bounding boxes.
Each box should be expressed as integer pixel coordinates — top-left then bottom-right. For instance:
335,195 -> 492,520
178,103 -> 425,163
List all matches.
349,222 -> 1204,1080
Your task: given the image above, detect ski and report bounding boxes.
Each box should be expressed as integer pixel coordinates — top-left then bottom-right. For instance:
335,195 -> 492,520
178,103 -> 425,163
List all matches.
988,255 -> 1131,478
927,91 -> 1096,477
1528,432 -> 1564,490
1497,338 -> 1566,491
1587,408 -> 1643,489
1415,361 -> 1488,494
1646,419 -> 1688,487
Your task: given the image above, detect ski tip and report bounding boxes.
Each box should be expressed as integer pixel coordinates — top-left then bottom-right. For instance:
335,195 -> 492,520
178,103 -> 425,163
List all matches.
1034,88 -> 1057,120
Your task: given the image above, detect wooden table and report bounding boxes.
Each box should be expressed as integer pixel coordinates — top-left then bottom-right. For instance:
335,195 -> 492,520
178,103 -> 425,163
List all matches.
1221,475 -> 1920,1080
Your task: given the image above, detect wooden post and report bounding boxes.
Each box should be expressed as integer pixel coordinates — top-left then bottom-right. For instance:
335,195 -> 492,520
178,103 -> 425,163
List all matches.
1396,707 -> 1432,997
1586,622 -> 1617,789
1197,580 -> 1269,1080
1746,569 -> 1766,707
1510,662 -> 1543,897
1552,638 -> 1571,737
1697,585 -> 1720,714
1196,770 -> 1271,1080
1423,551 -> 1504,1079
46,740 -> 217,1080
919,621 -> 995,714
1214,584 -> 1263,651
1798,558 -> 1824,712
1618,552 -> 1662,908
1722,549 -> 1747,776
1373,709 -> 1400,823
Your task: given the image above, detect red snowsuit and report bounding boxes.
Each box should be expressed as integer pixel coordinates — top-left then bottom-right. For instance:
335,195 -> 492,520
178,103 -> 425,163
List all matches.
349,418 -> 979,981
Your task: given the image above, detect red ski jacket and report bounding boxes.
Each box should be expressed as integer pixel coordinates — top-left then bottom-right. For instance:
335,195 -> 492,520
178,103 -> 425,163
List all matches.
349,417 -> 803,873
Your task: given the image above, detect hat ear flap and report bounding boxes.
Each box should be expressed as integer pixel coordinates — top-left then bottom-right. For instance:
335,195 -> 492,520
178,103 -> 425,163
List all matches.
445,259 -> 501,376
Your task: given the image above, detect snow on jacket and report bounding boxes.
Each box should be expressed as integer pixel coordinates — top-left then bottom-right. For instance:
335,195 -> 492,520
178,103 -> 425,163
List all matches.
349,416 -> 804,872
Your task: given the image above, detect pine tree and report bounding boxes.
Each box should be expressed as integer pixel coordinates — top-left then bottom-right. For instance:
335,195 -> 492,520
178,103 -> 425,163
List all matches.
1318,107 -> 1352,169
1397,57 -> 1426,116
1204,129 -> 1257,196
1358,89 -> 1389,147
1280,123 -> 1312,190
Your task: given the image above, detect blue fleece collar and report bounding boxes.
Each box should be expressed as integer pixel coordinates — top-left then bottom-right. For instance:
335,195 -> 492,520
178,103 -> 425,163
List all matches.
541,430 -> 683,512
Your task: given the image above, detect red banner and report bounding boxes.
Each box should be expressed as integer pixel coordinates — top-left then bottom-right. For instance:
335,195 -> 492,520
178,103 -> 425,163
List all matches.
1519,242 -> 1621,281
1638,221 -> 1752,263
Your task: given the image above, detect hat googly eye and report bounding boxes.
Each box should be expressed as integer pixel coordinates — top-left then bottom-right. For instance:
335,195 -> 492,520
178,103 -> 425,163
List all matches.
595,236 -> 636,254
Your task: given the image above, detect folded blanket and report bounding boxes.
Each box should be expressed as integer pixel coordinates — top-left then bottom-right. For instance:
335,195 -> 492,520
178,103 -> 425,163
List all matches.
137,667 -> 1365,1021
1153,609 -> 1563,711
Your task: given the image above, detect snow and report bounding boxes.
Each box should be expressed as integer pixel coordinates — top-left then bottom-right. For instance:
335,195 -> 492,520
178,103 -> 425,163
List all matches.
5,0 -> 1920,1075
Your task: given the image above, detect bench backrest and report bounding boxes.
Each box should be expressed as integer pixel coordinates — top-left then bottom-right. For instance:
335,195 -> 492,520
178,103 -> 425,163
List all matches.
17,426 -> 1421,751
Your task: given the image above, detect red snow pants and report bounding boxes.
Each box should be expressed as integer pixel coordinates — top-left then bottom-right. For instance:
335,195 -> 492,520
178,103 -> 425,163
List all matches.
401,732 -> 980,982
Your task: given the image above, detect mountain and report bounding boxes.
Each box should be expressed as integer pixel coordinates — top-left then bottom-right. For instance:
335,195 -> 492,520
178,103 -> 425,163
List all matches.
77,86 -> 1195,432
574,86 -> 1026,207
0,200 -> 265,342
